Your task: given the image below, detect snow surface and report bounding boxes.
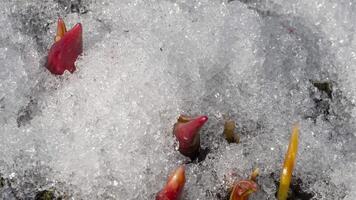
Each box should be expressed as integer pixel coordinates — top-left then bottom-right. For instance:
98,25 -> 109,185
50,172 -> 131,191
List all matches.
1,0 -> 356,199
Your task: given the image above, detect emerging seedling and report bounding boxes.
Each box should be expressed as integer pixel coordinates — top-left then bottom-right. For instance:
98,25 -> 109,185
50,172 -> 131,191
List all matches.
229,180 -> 257,200
46,18 -> 83,75
55,18 -> 67,42
277,124 -> 299,200
173,115 -> 208,160
156,166 -> 186,200
223,120 -> 240,143
229,169 -> 259,200
249,168 -> 259,182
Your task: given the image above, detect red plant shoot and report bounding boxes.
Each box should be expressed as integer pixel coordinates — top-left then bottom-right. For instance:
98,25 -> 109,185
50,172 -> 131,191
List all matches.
46,18 -> 83,75
173,115 -> 208,159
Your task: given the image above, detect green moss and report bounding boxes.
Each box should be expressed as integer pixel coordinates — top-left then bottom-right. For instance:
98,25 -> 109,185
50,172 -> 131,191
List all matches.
312,81 -> 333,99
0,176 -> 5,188
35,190 -> 55,200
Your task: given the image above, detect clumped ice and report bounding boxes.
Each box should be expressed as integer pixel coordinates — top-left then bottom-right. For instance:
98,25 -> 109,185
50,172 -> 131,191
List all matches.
1,0 -> 356,199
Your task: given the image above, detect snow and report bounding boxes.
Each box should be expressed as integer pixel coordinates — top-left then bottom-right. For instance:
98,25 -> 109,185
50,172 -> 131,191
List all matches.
1,0 -> 356,199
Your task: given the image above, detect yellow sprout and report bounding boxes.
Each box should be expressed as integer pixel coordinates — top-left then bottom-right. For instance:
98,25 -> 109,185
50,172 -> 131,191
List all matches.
250,168 -> 259,182
55,18 -> 67,42
277,123 -> 299,200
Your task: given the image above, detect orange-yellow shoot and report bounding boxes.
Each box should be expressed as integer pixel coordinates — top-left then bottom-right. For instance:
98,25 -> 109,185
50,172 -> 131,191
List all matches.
277,124 -> 299,200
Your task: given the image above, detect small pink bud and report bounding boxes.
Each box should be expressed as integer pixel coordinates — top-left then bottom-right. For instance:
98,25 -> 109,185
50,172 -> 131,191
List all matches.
156,166 -> 186,200
173,115 -> 208,159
